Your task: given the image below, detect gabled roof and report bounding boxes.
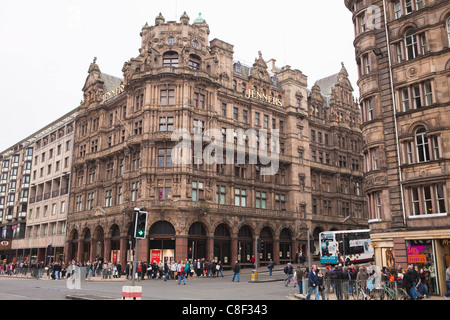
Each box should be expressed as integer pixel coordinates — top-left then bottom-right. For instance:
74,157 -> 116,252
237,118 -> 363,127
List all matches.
314,73 -> 339,97
101,73 -> 123,92
232,60 -> 282,89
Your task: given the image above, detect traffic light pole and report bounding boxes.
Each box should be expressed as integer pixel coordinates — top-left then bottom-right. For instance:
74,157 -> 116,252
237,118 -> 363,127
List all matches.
131,209 -> 139,286
132,237 -> 139,286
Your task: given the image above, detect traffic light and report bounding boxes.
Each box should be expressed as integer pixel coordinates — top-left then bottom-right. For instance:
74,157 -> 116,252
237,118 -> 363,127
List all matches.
257,239 -> 264,253
134,211 -> 148,239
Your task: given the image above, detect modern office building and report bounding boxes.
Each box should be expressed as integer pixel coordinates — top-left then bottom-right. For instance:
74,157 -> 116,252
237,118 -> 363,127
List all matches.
345,0 -> 450,295
0,109 -> 77,264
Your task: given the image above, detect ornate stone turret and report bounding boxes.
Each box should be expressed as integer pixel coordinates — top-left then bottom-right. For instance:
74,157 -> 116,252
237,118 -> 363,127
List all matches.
81,57 -> 105,110
155,12 -> 165,26
180,11 -> 190,25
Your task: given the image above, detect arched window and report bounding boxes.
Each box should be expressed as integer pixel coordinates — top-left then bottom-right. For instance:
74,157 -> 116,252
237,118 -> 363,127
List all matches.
405,29 -> 418,59
150,221 -> 175,235
415,127 -> 430,162
163,51 -> 178,67
447,17 -> 450,47
405,28 -> 427,60
188,54 -> 201,71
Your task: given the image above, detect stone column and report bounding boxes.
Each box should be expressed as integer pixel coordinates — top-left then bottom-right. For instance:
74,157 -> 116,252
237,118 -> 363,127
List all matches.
103,238 -> 111,262
119,237 -> 128,265
273,239 -> 280,264
175,236 -> 188,262
137,237 -> 149,262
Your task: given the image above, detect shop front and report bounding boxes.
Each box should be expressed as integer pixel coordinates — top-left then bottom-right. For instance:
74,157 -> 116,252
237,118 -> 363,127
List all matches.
376,235 -> 450,297
0,239 -> 12,262
148,221 -> 176,263
405,239 -> 439,295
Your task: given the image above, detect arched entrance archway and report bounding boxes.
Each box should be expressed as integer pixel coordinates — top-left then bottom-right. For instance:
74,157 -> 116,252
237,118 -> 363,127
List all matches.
92,226 -> 104,262
69,229 -> 79,262
213,224 -> 231,266
279,228 -> 293,264
237,225 -> 253,267
82,228 -> 91,263
109,225 -> 121,263
313,227 -> 324,256
149,221 -> 176,263
188,222 -> 207,261
260,226 -> 274,265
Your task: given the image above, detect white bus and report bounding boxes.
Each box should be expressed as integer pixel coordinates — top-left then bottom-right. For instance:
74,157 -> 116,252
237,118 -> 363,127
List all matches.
319,229 -> 374,266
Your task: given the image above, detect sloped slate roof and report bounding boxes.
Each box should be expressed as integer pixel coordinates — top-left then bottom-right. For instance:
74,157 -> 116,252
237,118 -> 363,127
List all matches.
101,73 -> 123,92
314,73 -> 339,97
232,60 -> 282,89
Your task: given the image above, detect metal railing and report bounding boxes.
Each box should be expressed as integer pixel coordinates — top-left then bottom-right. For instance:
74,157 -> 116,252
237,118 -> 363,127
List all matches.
301,279 -> 411,300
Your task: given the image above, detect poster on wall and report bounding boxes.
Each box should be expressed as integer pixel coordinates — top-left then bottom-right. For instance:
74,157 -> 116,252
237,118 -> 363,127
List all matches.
407,246 -> 427,264
150,249 -> 161,264
111,250 -> 119,263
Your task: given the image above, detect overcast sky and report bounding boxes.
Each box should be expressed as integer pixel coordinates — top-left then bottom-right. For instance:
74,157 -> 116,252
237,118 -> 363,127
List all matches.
0,0 -> 357,152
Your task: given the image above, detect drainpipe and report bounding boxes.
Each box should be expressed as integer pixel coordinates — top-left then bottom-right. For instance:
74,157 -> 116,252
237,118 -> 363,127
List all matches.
382,0 -> 407,225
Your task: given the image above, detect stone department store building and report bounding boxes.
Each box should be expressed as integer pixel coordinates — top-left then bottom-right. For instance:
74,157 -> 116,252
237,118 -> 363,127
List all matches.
59,12 -> 366,268
345,0 -> 450,295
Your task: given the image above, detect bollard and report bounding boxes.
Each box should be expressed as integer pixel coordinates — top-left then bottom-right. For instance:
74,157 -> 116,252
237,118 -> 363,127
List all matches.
251,269 -> 258,281
122,286 -> 142,300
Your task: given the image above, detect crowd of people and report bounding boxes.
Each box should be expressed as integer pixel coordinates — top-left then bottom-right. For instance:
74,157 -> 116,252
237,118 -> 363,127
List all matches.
282,260 -> 446,300
0,259 -> 124,280
0,257 -> 227,283
126,258 -> 225,283
2,255 -> 449,300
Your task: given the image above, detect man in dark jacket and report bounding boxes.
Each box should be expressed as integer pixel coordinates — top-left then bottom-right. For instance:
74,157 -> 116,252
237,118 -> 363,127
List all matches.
267,259 -> 275,276
404,267 -> 421,300
332,265 -> 345,300
232,261 -> 240,282
284,263 -> 294,287
164,260 -> 170,281
306,265 -> 319,300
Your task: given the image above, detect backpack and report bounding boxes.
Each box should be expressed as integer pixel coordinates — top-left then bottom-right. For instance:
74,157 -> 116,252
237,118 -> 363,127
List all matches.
388,272 -> 395,282
284,266 -> 289,274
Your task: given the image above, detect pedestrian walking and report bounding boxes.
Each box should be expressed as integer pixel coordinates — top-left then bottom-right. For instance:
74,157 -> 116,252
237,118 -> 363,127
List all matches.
164,260 -> 170,281
232,261 -> 240,282
211,260 -> 217,278
295,250 -> 306,266
417,268 -> 430,298
296,265 -> 306,294
305,264 -> 320,300
177,260 -> 187,285
331,265 -> 344,300
137,262 -> 142,282
284,263 -> 294,287
355,265 -> 368,296
268,259 -> 274,276
318,268 -> 326,300
403,267 -> 421,300
216,261 -> 224,277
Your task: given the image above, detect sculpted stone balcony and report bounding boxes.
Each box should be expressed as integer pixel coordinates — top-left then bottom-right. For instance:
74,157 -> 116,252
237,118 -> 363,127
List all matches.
68,200 -> 295,224
146,199 -> 294,219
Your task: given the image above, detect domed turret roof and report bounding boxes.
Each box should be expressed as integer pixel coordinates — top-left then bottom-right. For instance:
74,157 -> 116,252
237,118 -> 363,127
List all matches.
193,12 -> 205,23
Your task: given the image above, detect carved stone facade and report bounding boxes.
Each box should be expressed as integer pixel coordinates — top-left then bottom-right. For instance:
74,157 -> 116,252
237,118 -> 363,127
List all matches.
345,0 -> 450,295
64,12 -> 366,268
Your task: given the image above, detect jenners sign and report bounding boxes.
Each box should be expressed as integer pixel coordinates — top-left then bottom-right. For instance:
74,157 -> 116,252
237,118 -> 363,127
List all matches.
244,89 -> 283,107
102,85 -> 125,103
